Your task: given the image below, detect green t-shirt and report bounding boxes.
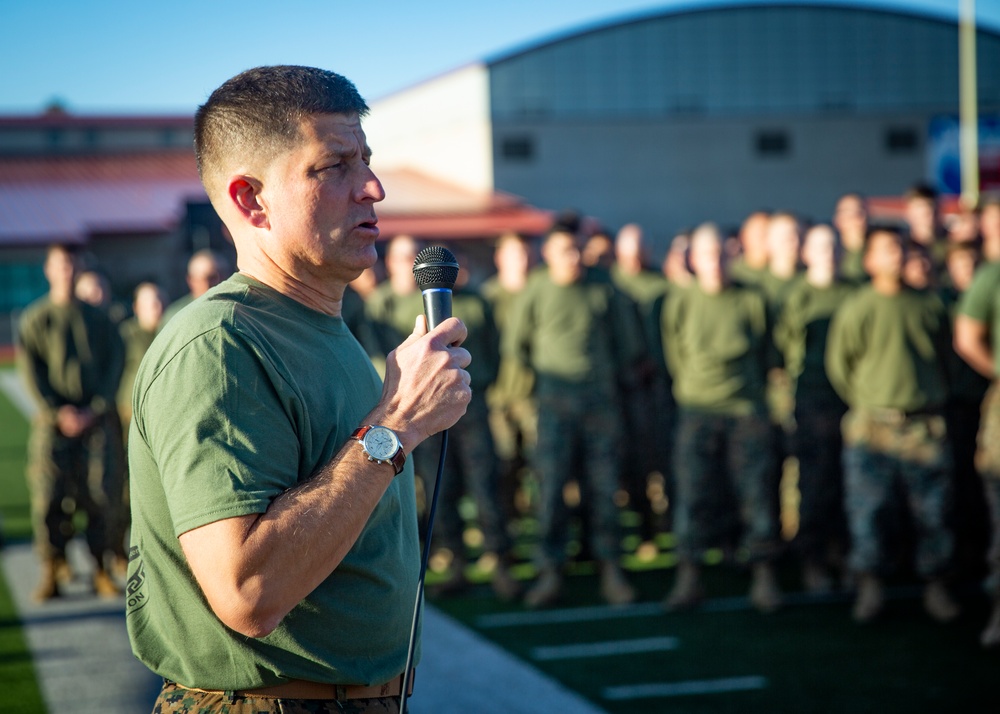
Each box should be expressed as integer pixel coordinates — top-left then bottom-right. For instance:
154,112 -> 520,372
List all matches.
958,260 -> 1000,376
774,279 -> 856,405
117,317 -> 157,417
126,273 -> 420,690
825,285 -> 950,411
17,296 -> 124,419
662,283 -> 771,415
504,266 -> 644,394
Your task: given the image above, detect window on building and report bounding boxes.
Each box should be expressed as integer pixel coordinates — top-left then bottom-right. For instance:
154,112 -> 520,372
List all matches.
885,126 -> 918,154
755,130 -> 790,157
500,136 -> 535,162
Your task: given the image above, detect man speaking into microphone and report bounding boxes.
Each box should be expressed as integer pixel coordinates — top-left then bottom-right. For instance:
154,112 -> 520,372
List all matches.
125,65 -> 471,713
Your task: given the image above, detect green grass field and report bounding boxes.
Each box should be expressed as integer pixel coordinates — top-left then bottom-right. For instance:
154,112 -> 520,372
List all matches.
0,371 -> 47,714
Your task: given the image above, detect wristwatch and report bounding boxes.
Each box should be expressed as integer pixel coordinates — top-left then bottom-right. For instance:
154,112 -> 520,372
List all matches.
351,425 -> 406,476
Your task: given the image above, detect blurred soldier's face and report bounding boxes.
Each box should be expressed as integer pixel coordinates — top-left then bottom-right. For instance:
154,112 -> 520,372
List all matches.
802,225 -> 837,284
689,229 -> 725,288
767,216 -> 801,270
864,231 -> 903,279
834,196 -> 867,237
75,272 -> 109,307
947,249 -> 978,292
188,255 -> 222,298
44,248 -> 78,299
134,285 -> 165,331
981,204 -> 1000,261
386,236 -> 419,294
905,197 -> 937,241
495,238 -> 530,277
543,232 -> 583,285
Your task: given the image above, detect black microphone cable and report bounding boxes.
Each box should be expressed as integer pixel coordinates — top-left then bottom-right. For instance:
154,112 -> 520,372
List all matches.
400,246 -> 459,714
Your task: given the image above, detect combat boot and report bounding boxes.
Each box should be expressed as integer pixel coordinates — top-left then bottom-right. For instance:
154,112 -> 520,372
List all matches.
981,597 -> 1000,648
750,563 -> 783,613
490,560 -> 523,602
93,567 -> 122,598
663,561 -> 704,611
524,565 -> 563,609
923,579 -> 960,623
852,573 -> 884,623
32,558 -> 61,602
599,560 -> 636,606
802,560 -> 833,595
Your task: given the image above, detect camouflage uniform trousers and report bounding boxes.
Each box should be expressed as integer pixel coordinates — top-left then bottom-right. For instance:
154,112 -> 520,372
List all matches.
532,384 -> 624,568
154,681 -> 399,713
26,410 -> 125,562
841,407 -> 955,578
671,409 -> 781,564
976,382 -> 1000,597
418,392 -> 513,559
488,393 -> 538,520
791,399 -> 849,563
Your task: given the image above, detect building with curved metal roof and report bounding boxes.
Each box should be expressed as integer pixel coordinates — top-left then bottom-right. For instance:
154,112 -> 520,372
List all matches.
367,1 -> 1000,248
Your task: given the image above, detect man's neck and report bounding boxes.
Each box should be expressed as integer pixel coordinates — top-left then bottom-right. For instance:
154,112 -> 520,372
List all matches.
238,254 -> 346,317
871,274 -> 902,295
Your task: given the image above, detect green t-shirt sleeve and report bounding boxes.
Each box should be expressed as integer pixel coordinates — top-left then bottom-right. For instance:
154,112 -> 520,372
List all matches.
825,295 -> 861,405
137,325 -> 300,536
958,262 -> 1000,324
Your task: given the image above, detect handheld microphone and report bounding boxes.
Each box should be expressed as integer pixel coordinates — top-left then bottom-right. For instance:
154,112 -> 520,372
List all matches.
401,245 -> 460,714
412,245 -> 459,329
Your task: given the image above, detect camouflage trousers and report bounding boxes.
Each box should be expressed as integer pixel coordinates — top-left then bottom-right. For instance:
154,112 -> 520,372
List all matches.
153,681 -> 400,714
671,409 -> 782,563
532,385 -> 623,567
841,407 -> 955,578
977,383 -> 1000,596
417,393 -> 512,558
26,411 -> 125,561
791,400 -> 849,562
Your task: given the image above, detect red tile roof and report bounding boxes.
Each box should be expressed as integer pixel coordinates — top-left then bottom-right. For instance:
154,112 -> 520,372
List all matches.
0,152 -> 553,246
0,152 -> 207,245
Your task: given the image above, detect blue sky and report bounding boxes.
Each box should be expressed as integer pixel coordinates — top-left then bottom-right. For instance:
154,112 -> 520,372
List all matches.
1,0 -> 998,114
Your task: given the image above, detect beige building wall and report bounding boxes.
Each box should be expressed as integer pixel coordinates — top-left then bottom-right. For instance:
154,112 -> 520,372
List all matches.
365,64 -> 494,195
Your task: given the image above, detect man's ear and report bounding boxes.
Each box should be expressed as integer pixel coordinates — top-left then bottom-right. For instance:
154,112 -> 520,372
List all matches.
228,176 -> 269,229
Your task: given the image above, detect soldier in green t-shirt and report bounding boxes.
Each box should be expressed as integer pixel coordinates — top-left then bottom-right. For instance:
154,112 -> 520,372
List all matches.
127,66 -> 472,710
610,223 -> 673,548
826,226 -> 959,625
112,281 -> 167,578
833,192 -> 870,284
774,224 -> 855,593
17,244 -> 125,602
481,232 -> 539,526
505,228 -> 644,609
661,222 -> 784,614
955,253 -> 1000,648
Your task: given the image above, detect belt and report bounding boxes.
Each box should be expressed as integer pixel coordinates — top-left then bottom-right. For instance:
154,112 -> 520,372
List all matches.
173,670 -> 414,701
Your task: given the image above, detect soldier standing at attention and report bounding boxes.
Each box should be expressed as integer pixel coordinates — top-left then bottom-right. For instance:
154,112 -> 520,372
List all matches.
480,232 -> 538,524
954,247 -> 1000,646
826,226 -> 960,624
17,244 -> 125,601
774,224 -> 855,592
505,228 -> 644,609
661,222 -> 784,613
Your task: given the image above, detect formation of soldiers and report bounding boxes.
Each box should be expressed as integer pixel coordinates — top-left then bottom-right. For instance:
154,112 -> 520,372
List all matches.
15,248 -> 227,602
15,184 -> 1000,651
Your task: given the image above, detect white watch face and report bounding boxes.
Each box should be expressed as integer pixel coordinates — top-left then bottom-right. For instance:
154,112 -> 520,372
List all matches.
364,426 -> 399,460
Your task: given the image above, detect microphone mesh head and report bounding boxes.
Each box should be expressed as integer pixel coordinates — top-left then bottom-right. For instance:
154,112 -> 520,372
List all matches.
413,246 -> 460,290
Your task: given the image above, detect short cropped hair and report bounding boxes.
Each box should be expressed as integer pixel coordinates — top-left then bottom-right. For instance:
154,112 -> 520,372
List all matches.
863,224 -> 903,253
194,65 -> 369,201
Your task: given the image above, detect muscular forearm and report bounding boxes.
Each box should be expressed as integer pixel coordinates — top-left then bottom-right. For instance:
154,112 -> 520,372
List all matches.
180,437 -> 399,638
